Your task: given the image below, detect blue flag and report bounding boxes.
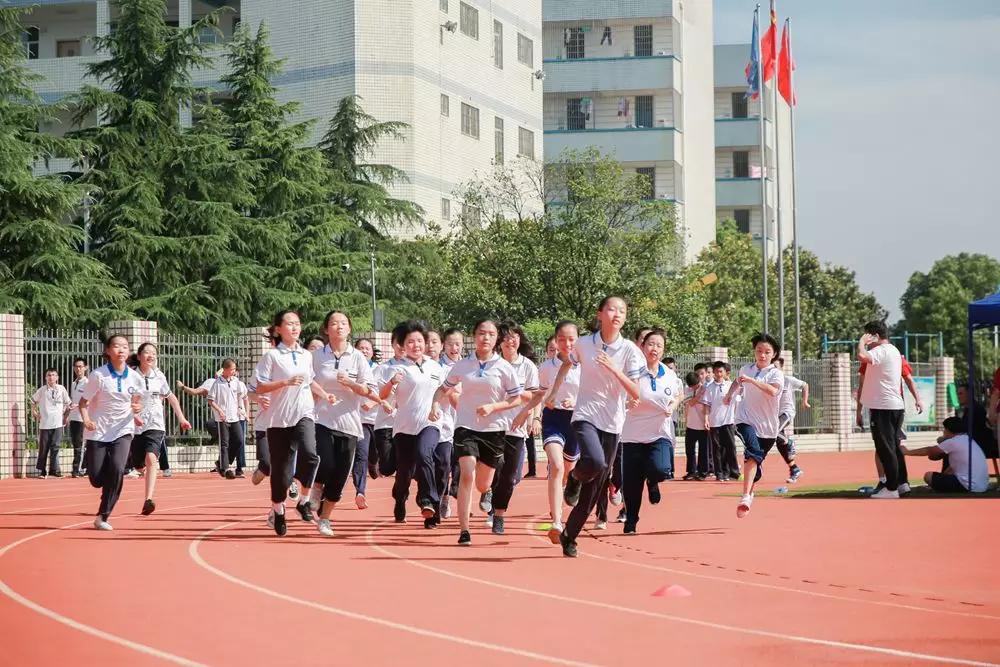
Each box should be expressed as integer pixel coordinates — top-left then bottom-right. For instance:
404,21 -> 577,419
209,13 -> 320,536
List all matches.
745,9 -> 761,100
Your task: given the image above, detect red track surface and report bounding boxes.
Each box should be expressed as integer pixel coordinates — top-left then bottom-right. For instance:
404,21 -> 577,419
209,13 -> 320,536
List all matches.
1,451 -> 997,666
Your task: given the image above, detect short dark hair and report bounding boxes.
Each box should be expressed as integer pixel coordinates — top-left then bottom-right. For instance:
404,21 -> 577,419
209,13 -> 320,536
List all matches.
221,358 -> 237,369
392,320 -> 428,347
864,320 -> 889,340
641,328 -> 666,346
73,357 -> 87,365
942,416 -> 967,434
693,362 -> 708,372
443,327 -> 464,340
751,332 -> 780,361
712,360 -> 730,372
664,356 -> 675,365
498,320 -> 536,362
684,371 -> 700,387
554,320 -> 578,336
44,367 -> 58,375
775,357 -> 785,367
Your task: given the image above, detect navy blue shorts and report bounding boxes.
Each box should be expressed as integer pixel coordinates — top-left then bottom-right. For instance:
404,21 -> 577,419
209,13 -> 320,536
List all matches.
736,423 -> 776,483
541,408 -> 580,461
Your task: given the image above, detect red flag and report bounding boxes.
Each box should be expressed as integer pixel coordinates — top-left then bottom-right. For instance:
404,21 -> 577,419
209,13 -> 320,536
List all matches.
778,21 -> 796,105
761,1 -> 777,82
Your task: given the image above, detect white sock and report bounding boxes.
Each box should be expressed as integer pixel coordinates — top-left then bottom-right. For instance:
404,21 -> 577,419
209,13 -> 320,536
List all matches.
879,476 -> 887,484
272,502 -> 284,514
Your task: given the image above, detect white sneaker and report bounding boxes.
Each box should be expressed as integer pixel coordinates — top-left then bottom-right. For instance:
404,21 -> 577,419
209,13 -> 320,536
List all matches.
594,520 -> 608,530
441,501 -> 452,519
485,514 -> 494,528
93,516 -> 113,531
317,519 -> 334,537
267,509 -> 275,529
870,488 -> 900,499
737,493 -> 754,518
125,470 -> 140,478
163,469 -> 172,478
897,483 -> 911,495
610,489 -> 623,506
288,481 -> 299,499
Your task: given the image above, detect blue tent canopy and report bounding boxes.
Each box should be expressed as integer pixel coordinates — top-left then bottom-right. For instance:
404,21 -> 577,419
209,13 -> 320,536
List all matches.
965,289 -> 1000,487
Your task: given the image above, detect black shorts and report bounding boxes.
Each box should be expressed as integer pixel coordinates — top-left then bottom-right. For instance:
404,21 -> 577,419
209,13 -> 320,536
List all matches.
131,430 -> 165,468
453,428 -> 506,469
929,472 -> 968,493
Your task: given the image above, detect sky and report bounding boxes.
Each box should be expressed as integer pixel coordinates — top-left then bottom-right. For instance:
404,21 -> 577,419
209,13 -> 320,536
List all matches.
713,0 -> 1000,321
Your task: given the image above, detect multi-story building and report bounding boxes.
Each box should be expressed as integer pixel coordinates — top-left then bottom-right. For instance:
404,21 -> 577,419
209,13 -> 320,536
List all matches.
713,42 -> 793,255
541,0 -> 716,261
15,0 -> 544,236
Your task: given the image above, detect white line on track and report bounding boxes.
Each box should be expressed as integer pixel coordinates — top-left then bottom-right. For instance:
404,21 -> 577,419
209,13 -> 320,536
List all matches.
367,521 -> 998,667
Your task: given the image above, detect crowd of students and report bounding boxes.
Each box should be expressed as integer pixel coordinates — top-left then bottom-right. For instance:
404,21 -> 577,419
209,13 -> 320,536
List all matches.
28,299 -> 993,552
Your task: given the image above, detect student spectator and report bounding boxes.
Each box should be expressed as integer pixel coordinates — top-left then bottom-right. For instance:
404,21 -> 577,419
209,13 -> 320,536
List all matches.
901,417 -> 989,493
858,321 -> 909,499
32,369 -> 72,478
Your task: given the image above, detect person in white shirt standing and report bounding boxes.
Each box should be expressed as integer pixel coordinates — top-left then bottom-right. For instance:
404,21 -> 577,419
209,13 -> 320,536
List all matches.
208,359 -> 244,480
858,320 -> 908,499
727,333 -> 785,518
78,334 -> 145,530
32,369 -> 72,478
705,361 -> 741,481
67,358 -> 90,477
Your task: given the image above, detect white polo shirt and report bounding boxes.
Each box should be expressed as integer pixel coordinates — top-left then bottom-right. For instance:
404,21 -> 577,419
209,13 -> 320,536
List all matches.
779,375 -> 807,417
235,379 -> 249,420
571,332 -> 645,435
938,435 -> 989,492
388,357 -> 444,436
704,380 -> 738,428
208,376 -> 242,423
859,343 -> 905,411
254,343 -> 315,429
621,363 -> 680,444
374,358 -> 404,431
537,357 -> 580,409
68,376 -> 88,422
136,368 -> 173,434
503,355 -> 540,438
443,354 -> 523,432
32,384 -> 71,430
81,364 -> 146,442
313,344 -> 375,438
685,385 -> 709,431
735,362 -> 784,439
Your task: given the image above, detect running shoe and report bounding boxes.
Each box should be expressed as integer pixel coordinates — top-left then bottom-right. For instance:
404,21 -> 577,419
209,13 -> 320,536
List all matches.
648,481 -> 661,504
356,494 -> 368,510
235,470 -> 245,478
898,482 -> 911,495
870,488 -> 900,499
295,500 -> 314,522
368,464 -> 378,480
251,469 -> 265,486
485,513 -> 494,528
125,470 -> 140,479
141,499 -> 155,516
682,473 -> 696,481
267,509 -> 275,529
623,522 -> 637,535
787,466 -> 803,484
564,477 -> 582,507
288,481 -> 299,499
594,520 -> 608,530
163,469 -> 172,478
51,472 -> 64,478
458,530 -> 472,546
616,508 -> 627,523
93,516 -> 113,531
224,469 -> 236,480
420,504 -> 435,519
559,531 -> 578,558
273,511 -> 287,536
479,490 -> 493,513
71,472 -> 81,478
547,522 -> 563,544
492,515 -> 505,535
317,519 -> 334,537
736,493 -> 754,518
38,473 -> 46,479
394,499 -> 406,523
424,516 -> 439,529
609,487 -> 623,506
440,500 -> 451,519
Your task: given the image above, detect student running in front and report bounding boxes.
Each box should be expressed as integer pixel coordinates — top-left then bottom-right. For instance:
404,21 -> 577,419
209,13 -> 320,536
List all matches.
310,311 -> 387,536
774,357 -> 809,483
253,310 -> 332,536
31,368 -> 72,478
129,343 -> 191,515
554,296 -> 643,557
704,361 -> 742,481
207,359 -> 246,479
435,318 -> 525,545
77,334 -> 145,530
436,328 -> 465,519
382,320 -> 445,528
352,337 -> 379,508
67,358 -> 90,477
620,328 -> 681,534
727,333 -> 784,518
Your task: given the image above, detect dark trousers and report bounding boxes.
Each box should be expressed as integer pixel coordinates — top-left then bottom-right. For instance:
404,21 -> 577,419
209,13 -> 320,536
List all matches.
69,421 -> 85,474
449,455 -> 461,497
435,439 -> 453,513
371,428 -> 396,476
36,428 -> 63,475
525,435 -> 537,475
565,421 -> 620,541
217,421 -> 242,476
237,420 -> 247,472
623,439 -> 672,526
266,418 -> 319,504
684,428 -> 710,476
86,435 -> 131,520
353,423 -> 374,495
392,427 -> 441,509
870,409 -> 907,491
255,430 -> 270,475
710,425 -> 741,478
316,425 -> 358,503
595,440 -> 623,521
492,436 -> 526,512
158,442 -> 170,471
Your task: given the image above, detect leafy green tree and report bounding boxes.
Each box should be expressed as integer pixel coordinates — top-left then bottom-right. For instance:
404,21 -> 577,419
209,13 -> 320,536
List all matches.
0,5 -> 126,327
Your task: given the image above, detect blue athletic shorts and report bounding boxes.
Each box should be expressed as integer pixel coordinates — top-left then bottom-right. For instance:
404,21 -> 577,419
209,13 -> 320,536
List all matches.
541,408 -> 580,461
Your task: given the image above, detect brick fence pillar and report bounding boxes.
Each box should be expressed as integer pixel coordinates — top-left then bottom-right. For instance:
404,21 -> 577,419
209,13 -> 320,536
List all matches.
822,352 -> 852,450
696,346 -> 728,362
0,315 -> 26,479
238,327 -> 270,434
933,356 -> 955,428
106,320 -> 158,347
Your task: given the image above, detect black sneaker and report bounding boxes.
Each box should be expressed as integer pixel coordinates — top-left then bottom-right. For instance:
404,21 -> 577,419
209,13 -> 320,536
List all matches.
479,490 -> 493,513
492,515 -> 505,535
368,464 -> 378,480
234,469 -> 245,479
420,504 -> 435,519
682,473 -> 696,481
524,470 -> 537,478
273,512 -> 287,536
295,501 -> 314,522
424,516 -> 438,529
458,530 -> 471,545
648,482 -> 662,505
559,531 -> 578,558
141,499 -> 155,516
616,508 -> 627,523
51,472 -> 64,478
224,469 -> 235,480
394,499 -> 406,523
71,471 -> 81,478
624,522 -> 637,535
564,477 -> 582,507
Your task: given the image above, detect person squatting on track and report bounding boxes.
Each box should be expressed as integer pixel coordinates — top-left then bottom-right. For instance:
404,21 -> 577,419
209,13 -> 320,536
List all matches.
77,334 -> 145,530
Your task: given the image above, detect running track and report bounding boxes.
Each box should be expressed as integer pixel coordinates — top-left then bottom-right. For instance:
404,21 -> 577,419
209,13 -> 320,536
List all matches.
0,452 -> 996,666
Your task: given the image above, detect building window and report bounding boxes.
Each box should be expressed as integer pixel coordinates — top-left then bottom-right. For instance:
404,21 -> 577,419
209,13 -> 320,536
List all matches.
518,127 -> 534,159
461,203 -> 481,225
566,98 -> 587,130
441,198 -> 451,220
517,33 -> 533,66
197,25 -> 219,44
731,92 -> 748,118
733,151 -> 750,178
22,26 -> 39,59
493,20 -> 503,68
634,25 -> 652,57
460,2 -> 478,39
56,40 -> 81,58
440,0 -> 448,12
440,94 -> 450,116
734,209 -> 751,234
494,117 -> 504,163
565,27 -> 584,59
635,95 -> 653,128
461,102 -> 480,139
636,167 -> 655,200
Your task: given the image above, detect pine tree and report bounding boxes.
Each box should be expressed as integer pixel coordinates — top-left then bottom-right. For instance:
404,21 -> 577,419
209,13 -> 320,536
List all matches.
0,6 -> 126,327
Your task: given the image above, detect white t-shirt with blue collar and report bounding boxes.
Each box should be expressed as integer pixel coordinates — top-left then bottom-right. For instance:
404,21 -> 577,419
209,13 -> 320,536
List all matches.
254,343 -> 316,429
621,362 -> 681,444
81,364 -> 146,442
571,332 -> 646,435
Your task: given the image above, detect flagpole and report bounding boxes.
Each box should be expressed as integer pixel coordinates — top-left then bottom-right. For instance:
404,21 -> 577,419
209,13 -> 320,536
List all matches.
788,17 -> 802,364
755,4 -> 769,334
770,2 -> 785,352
